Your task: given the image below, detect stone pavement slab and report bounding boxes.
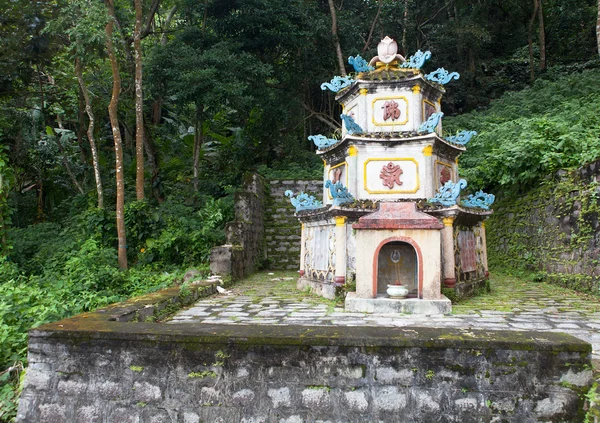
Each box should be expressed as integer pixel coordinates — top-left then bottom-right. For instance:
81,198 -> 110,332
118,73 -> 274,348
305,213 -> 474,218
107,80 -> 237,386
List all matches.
167,270 -> 600,362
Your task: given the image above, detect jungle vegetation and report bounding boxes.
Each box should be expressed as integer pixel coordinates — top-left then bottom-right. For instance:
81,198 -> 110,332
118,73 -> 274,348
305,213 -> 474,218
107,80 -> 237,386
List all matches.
0,0 -> 599,419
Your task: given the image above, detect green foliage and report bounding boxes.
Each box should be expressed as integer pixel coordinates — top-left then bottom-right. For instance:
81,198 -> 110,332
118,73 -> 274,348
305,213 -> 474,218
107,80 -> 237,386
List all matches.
0,146 -> 13,256
0,363 -> 23,423
139,196 -> 232,267
257,149 -> 322,180
486,170 -> 600,294
446,68 -> 600,191
0,192 -> 233,420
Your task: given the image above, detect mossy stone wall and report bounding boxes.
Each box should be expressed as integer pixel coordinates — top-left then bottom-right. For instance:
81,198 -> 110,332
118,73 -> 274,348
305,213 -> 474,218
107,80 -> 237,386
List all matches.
264,180 -> 322,270
17,308 -> 592,423
210,174 -> 266,280
487,160 -> 600,293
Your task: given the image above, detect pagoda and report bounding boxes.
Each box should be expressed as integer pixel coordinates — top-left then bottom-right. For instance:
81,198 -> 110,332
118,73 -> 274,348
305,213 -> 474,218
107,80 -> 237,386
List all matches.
286,37 -> 494,314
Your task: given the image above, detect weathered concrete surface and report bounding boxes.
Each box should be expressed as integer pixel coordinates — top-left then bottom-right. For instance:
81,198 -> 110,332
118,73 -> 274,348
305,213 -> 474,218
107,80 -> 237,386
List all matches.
17,281 -> 593,423
345,292 -> 452,315
171,271 -> 600,362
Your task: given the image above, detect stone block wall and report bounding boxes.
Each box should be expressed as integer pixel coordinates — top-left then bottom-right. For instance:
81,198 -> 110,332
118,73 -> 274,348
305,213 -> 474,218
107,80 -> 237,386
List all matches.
17,298 -> 593,423
264,180 -> 322,270
487,159 -> 600,293
209,174 -> 266,280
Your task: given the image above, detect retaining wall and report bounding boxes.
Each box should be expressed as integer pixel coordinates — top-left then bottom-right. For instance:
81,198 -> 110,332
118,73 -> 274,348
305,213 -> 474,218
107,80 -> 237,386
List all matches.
17,286 -> 593,423
264,180 -> 322,270
210,174 -> 266,280
487,159 -> 600,292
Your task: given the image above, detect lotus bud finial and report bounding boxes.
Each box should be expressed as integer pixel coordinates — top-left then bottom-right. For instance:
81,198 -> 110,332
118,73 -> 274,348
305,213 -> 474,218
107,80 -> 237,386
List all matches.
377,36 -> 398,64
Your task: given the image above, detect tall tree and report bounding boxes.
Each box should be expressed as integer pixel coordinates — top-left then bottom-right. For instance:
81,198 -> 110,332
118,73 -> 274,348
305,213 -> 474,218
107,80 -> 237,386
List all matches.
328,0 -> 347,77
75,57 -> 104,209
538,0 -> 546,71
529,0 -> 540,81
105,0 -> 128,269
134,0 -> 144,200
597,0 -> 600,58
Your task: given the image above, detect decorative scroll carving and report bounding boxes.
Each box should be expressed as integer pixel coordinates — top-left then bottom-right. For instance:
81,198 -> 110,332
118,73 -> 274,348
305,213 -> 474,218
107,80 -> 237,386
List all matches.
324,180 -> 354,206
308,134 -> 339,150
320,76 -> 354,92
425,68 -> 460,85
446,130 -> 477,145
440,166 -> 451,185
428,179 -> 467,207
382,100 -> 401,121
348,55 -> 374,73
379,162 -> 403,189
340,114 -> 364,134
417,112 -> 444,134
400,50 -> 432,69
285,190 -> 323,212
461,190 -> 495,210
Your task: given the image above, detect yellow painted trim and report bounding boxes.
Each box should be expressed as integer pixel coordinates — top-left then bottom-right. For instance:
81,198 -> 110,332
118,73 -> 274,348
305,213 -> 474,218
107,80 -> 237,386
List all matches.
363,158 -> 420,194
328,161 -> 348,200
455,157 -> 459,165
412,85 -> 421,94
335,216 -> 347,226
481,222 -> 486,229
359,88 -> 368,96
348,146 -> 358,157
442,217 -> 454,227
371,96 -> 409,126
422,145 -> 433,157
422,99 -> 436,120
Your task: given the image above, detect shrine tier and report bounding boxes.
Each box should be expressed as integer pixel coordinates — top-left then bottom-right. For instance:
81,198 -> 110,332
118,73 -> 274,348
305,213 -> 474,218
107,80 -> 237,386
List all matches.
336,70 -> 445,136
319,134 -> 465,204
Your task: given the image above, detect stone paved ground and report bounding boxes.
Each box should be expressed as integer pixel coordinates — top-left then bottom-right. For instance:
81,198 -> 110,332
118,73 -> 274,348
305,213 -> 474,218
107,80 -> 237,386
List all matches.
168,269 -> 600,362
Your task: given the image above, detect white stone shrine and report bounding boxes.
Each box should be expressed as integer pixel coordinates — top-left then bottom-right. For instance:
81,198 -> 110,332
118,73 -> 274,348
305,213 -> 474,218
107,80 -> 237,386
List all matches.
287,37 -> 494,314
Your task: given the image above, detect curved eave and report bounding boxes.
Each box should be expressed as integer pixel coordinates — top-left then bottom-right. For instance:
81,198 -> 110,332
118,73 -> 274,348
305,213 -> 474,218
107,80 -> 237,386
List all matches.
425,205 -> 493,224
316,133 -> 466,159
296,205 -> 374,223
335,73 -> 445,103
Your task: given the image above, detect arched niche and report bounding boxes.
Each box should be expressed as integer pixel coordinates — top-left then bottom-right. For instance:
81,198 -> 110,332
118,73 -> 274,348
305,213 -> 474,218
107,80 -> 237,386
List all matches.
376,241 -> 418,297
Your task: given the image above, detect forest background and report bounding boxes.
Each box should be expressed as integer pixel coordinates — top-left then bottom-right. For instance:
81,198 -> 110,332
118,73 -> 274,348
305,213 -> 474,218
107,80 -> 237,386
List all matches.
1,0 -> 600,420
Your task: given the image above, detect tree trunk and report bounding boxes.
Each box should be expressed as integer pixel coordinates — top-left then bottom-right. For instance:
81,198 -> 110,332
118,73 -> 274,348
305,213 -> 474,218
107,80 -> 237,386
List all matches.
327,0 -> 347,77
55,115 -> 85,195
0,173 -> 7,254
596,0 -> 599,58
160,5 -> 177,46
362,0 -> 383,55
402,0 -> 409,54
76,88 -> 88,164
105,0 -> 128,270
36,179 -> 44,222
528,0 -> 539,82
75,57 -> 104,209
134,0 -> 144,200
538,0 -> 546,71
153,4 -> 178,125
202,0 -> 209,36
144,125 -> 164,203
192,105 -> 203,192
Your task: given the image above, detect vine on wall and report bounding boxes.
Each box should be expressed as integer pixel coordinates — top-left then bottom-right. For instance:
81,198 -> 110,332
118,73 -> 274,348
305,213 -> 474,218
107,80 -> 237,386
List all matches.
487,161 -> 600,293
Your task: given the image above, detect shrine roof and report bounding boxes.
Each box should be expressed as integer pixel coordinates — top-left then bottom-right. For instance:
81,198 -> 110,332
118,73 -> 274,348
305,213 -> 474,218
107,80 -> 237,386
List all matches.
353,202 -> 444,230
